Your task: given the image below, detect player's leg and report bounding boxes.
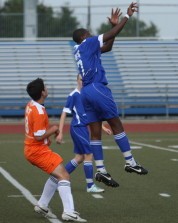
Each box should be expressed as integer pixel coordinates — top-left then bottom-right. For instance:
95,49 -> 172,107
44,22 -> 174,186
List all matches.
65,154 -> 84,174
70,125 -> 104,192
89,121 -> 119,187
89,121 -> 107,173
83,153 -> 104,193
52,164 -> 87,222
25,145 -> 61,218
34,175 -> 58,218
107,117 -> 148,175
31,146 -> 86,222
81,83 -> 119,187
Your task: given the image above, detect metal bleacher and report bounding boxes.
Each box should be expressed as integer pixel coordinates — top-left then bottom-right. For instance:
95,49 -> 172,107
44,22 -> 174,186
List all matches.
0,40 -> 77,116
103,40 -> 178,116
0,39 -> 178,117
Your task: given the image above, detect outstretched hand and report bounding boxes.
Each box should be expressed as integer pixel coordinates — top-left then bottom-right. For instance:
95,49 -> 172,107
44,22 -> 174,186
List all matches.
127,2 -> 138,17
108,8 -> 122,26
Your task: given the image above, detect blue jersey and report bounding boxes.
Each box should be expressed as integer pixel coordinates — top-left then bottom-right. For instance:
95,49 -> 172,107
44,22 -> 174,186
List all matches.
73,34 -> 108,86
63,88 -> 88,127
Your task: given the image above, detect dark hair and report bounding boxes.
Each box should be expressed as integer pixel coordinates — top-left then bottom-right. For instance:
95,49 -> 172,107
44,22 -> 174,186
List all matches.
26,78 -> 45,101
73,28 -> 87,44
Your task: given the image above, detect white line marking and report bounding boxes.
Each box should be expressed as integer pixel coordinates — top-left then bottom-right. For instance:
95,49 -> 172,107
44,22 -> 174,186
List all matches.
171,158 -> 178,162
159,193 -> 171,197
131,146 -> 142,150
8,194 -> 41,198
0,167 -> 62,223
92,194 -> 104,199
130,141 -> 178,153
169,145 -> 178,149
103,146 -> 142,150
155,140 -> 161,142
103,146 -> 117,150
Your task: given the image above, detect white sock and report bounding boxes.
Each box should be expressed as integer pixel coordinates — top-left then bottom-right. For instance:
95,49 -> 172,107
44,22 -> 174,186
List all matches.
126,157 -> 137,167
38,176 -> 58,208
97,166 -> 107,174
95,160 -> 107,174
57,180 -> 74,213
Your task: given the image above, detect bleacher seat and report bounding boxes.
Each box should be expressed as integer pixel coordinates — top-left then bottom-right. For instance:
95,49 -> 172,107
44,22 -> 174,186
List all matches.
0,39 -> 178,117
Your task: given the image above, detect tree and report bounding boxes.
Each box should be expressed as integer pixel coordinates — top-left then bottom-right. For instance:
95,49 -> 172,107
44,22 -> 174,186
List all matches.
57,6 -> 80,37
38,4 -> 80,37
0,0 -> 23,37
97,16 -> 159,37
0,0 -> 80,38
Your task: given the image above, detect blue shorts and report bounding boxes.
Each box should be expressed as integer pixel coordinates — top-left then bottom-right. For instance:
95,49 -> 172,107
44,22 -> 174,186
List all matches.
70,125 -> 92,155
81,83 -> 119,123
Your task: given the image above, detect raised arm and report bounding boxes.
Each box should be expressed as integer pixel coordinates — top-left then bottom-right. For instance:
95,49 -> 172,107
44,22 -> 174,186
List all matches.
101,8 -> 122,53
103,2 -> 138,43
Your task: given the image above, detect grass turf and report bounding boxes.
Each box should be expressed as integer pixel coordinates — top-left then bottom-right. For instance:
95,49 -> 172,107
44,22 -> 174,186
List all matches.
0,132 -> 178,223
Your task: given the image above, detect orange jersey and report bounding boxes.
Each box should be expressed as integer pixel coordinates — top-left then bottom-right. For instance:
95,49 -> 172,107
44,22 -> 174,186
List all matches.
24,100 -> 63,174
24,100 -> 49,146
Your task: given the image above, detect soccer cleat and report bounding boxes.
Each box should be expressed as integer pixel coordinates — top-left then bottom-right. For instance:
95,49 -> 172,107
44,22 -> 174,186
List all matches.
62,211 -> 87,222
95,172 -> 119,187
125,163 -> 148,175
34,205 -> 57,219
87,184 -> 105,193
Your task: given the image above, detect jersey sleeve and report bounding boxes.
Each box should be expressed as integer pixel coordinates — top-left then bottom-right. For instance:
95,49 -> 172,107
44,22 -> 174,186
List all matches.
98,34 -> 104,47
63,95 -> 74,114
85,36 -> 102,53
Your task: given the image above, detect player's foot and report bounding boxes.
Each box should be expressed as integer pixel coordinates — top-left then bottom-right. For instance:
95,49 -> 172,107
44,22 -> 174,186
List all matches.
125,163 -> 148,175
87,184 -> 105,193
62,211 -> 87,222
34,205 -> 57,219
95,172 -> 119,187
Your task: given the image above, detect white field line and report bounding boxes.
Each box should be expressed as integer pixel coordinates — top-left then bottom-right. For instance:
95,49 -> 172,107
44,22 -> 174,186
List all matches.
159,193 -> 171,197
92,194 -> 104,199
8,194 -> 41,198
169,145 -> 178,148
130,141 -> 178,153
0,167 -> 62,223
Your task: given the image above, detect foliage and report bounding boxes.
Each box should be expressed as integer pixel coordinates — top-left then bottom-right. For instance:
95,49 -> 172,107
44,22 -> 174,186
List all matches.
0,0 -> 80,38
0,0 -> 23,37
38,4 -> 80,37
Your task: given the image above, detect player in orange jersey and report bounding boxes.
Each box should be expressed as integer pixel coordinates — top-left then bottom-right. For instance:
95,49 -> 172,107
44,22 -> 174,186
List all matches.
24,78 -> 86,222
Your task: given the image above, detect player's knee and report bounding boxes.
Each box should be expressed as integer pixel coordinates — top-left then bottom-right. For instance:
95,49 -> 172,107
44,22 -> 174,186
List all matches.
61,171 -> 70,181
75,155 -> 84,164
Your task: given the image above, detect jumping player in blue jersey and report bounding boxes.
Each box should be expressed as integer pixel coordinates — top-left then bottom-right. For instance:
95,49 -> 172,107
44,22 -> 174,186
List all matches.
56,74 -> 115,191
72,2 -> 148,187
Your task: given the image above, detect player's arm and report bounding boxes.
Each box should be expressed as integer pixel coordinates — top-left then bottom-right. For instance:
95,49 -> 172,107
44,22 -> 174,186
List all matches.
102,123 -> 112,135
56,111 -> 67,144
34,125 -> 59,141
103,2 -> 138,43
101,8 -> 122,53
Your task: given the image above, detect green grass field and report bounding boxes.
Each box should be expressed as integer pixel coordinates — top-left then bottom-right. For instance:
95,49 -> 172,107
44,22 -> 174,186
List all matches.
1,132 -> 178,223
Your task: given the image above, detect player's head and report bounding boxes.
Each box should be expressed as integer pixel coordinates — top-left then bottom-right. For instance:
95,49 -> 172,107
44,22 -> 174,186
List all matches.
77,73 -> 83,90
73,28 -> 91,44
26,78 -> 48,101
